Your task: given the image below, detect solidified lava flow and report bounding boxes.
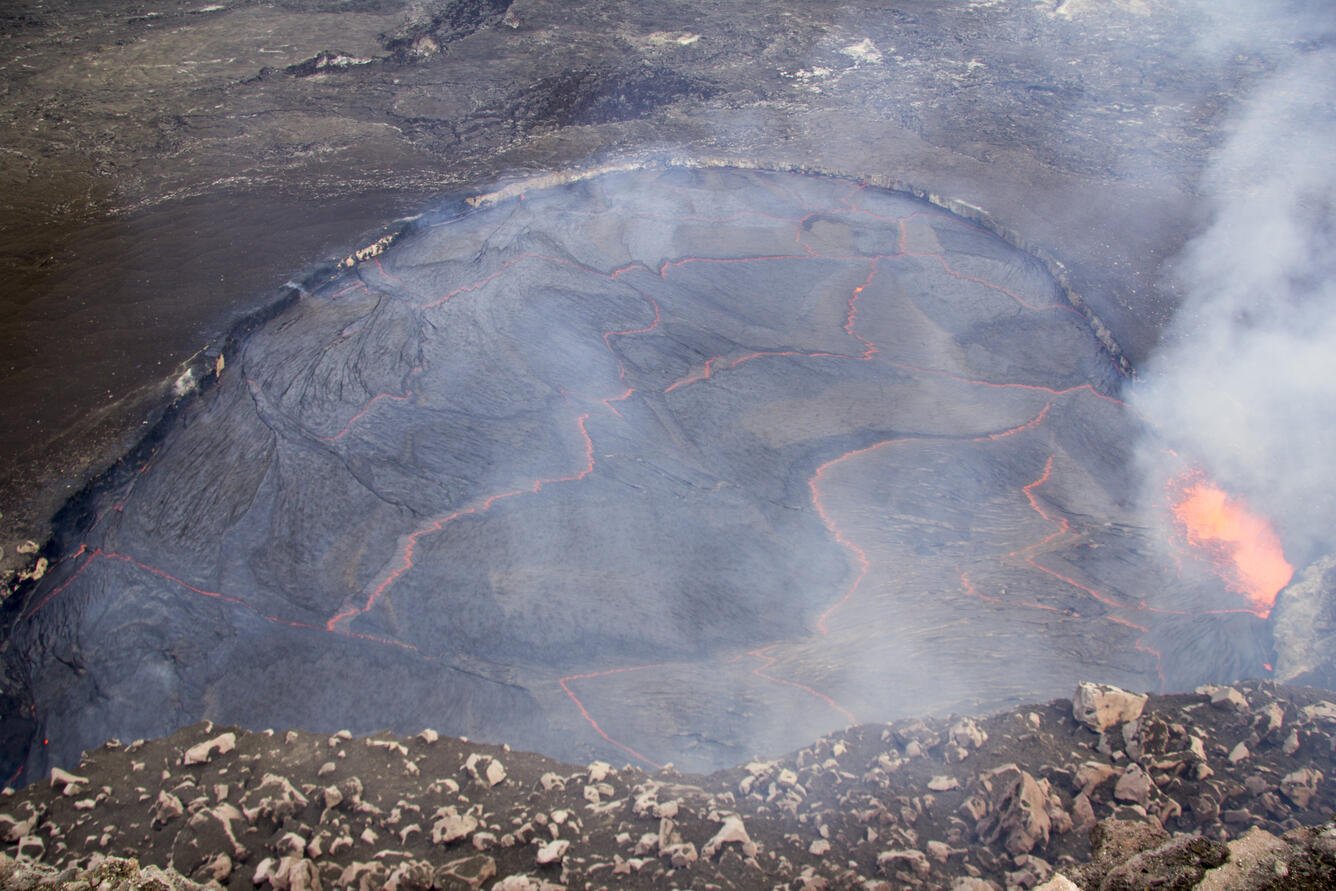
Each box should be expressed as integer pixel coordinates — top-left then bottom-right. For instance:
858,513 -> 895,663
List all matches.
1,167 -> 1282,779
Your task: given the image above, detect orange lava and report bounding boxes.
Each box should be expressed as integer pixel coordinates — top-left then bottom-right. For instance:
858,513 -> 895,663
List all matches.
1169,473 -> 1292,618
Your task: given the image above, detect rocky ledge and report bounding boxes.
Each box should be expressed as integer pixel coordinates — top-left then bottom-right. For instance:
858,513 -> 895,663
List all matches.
1,680 -> 1334,890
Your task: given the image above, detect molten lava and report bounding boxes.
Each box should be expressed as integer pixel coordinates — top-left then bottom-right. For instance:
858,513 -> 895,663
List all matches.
1170,472 -> 1292,618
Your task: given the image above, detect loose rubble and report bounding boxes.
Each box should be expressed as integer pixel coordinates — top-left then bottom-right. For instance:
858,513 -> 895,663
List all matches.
1,681 -> 1334,888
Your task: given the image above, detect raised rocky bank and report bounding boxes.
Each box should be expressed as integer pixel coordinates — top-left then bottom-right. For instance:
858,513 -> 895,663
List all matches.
1,680 -> 1334,889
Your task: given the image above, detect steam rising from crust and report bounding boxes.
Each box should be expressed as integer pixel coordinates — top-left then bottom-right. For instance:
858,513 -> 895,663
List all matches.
1130,47 -> 1336,570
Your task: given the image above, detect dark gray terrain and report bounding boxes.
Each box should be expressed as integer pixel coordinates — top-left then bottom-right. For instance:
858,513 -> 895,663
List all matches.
1,0 -> 1332,813
2,167 -> 1279,786
4,0 -> 1318,568
4,680 -> 1336,889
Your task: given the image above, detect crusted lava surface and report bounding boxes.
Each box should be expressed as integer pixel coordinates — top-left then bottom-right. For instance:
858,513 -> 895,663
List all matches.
2,0 -> 1300,579
1,680 -> 1335,889
3,168 -> 1280,786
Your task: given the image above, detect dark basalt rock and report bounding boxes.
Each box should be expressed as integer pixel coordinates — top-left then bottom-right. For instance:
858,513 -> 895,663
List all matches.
0,167 -> 1282,787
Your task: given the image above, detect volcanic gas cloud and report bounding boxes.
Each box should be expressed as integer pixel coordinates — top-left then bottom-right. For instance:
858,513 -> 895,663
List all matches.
2,167 -> 1289,783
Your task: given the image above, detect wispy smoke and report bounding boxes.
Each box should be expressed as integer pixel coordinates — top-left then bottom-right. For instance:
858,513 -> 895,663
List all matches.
1129,46 -> 1336,565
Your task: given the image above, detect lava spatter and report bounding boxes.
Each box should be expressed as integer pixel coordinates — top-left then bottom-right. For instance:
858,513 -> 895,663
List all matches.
1168,469 -> 1292,618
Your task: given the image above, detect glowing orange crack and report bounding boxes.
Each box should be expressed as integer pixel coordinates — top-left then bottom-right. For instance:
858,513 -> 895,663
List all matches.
327,412 -> 596,631
811,402 -> 1055,635
22,184 -> 1146,771
1011,455 -> 1167,687
747,645 -> 858,725
558,665 -> 667,769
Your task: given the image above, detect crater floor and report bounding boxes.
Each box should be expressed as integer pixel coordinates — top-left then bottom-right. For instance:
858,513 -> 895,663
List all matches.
3,167 -> 1272,781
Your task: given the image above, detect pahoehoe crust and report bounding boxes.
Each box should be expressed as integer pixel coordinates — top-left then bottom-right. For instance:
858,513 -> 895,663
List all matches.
2,168 -> 1278,788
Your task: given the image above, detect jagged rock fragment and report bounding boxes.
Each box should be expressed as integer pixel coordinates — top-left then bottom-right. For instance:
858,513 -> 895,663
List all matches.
536,838 -> 569,865
432,808 -> 479,845
436,854 -> 497,889
1072,682 -> 1147,732
702,814 -> 756,859
1113,764 -> 1152,807
183,732 -> 237,765
1281,767 -> 1323,809
975,765 -> 1051,855
877,848 -> 931,877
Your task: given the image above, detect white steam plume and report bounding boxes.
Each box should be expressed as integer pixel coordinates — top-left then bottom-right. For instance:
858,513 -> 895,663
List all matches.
1129,47 -> 1336,564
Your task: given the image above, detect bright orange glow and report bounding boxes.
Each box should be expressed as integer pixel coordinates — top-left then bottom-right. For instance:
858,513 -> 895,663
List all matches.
1170,472 -> 1292,618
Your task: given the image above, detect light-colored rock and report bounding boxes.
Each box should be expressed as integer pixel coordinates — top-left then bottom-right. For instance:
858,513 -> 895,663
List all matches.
492,878 -> 538,891
276,856 -> 322,891
634,831 -> 659,856
255,855 -> 321,890
49,767 -> 88,792
661,841 -> 698,868
702,814 -> 756,859
463,753 -> 507,787
336,862 -> 385,888
928,775 -> 960,791
1034,875 -> 1081,891
432,809 -> 479,845
878,848 -> 931,877
1210,687 -> 1249,711
658,815 -> 676,851
383,860 -> 434,891
1113,764 -> 1153,807
949,717 -> 988,750
368,738 -> 408,757
975,765 -> 1052,855
1075,761 -> 1117,796
1283,729 -> 1301,755
14,834 -> 43,862
0,813 -> 36,843
438,854 -> 497,889
1280,767 -> 1322,808
152,790 -> 185,826
536,839 -> 569,865
200,852 -> 233,883
1302,701 -> 1336,722
183,732 -> 237,766
1072,682 -> 1147,732
240,773 -> 309,823
254,857 -> 277,885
